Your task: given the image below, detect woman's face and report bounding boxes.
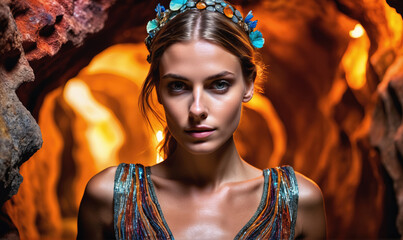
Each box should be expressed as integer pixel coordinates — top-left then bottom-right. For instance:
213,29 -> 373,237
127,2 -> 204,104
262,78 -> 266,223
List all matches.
158,40 -> 254,155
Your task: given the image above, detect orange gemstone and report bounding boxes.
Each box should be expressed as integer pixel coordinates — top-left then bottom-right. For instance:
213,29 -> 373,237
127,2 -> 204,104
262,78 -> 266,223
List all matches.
196,2 -> 207,9
224,6 -> 234,18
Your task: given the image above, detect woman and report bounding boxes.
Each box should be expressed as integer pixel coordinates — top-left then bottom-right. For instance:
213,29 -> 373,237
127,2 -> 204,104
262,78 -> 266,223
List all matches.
77,0 -> 327,239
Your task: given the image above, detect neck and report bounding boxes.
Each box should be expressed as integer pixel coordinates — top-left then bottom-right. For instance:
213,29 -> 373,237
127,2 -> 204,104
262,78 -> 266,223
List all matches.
160,136 -> 252,190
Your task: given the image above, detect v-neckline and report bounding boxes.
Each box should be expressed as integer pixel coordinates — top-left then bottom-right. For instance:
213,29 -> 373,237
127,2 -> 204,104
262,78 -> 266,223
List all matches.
145,167 -> 270,240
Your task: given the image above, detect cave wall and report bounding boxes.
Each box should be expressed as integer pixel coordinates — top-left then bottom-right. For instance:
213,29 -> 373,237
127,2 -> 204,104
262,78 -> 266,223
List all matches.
0,0 -> 402,239
0,0 -> 41,207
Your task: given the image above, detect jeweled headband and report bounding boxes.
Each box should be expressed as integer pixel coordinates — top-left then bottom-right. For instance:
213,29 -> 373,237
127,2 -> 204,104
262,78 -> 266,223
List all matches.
145,0 -> 265,63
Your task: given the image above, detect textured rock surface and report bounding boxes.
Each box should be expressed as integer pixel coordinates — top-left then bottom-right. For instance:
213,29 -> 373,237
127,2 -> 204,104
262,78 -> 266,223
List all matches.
370,54 -> 403,236
0,2 -> 42,238
15,0 -> 161,118
0,0 -> 158,203
256,0 -> 399,237
0,1 -> 41,205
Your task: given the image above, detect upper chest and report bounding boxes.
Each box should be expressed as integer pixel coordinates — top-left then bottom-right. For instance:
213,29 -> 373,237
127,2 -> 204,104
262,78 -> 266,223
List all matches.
150,176 -> 265,240
114,164 -> 298,240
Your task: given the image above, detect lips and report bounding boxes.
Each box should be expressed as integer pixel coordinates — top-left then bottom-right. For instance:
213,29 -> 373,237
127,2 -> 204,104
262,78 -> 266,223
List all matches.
185,126 -> 216,139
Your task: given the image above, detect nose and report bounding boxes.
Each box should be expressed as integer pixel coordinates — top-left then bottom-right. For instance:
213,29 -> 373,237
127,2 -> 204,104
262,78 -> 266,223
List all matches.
189,87 -> 208,122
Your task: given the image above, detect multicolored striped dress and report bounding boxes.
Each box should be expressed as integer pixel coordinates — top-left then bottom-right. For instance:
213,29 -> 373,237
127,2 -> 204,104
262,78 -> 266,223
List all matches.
113,163 -> 299,240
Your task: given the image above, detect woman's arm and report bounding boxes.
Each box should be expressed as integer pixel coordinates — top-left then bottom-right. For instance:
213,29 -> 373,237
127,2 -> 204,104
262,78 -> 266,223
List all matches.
77,167 -> 116,240
295,172 -> 327,239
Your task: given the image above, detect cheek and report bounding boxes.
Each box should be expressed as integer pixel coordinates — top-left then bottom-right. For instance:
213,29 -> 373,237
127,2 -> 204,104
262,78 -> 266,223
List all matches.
226,104 -> 243,128
212,95 -> 243,129
162,100 -> 186,128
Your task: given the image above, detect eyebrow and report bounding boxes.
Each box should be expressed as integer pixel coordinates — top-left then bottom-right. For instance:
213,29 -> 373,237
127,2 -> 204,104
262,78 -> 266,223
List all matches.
161,71 -> 235,81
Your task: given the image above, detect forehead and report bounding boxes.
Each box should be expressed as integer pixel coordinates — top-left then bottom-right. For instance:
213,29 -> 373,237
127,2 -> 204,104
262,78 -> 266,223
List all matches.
159,40 -> 242,79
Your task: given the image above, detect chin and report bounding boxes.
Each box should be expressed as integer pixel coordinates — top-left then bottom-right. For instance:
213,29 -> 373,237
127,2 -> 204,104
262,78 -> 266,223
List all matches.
182,142 -> 220,155
180,137 -> 232,156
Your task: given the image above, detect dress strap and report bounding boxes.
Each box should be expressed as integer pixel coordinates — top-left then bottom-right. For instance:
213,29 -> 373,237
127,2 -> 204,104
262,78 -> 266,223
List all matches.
284,166 -> 299,239
113,163 -> 172,240
235,166 -> 299,240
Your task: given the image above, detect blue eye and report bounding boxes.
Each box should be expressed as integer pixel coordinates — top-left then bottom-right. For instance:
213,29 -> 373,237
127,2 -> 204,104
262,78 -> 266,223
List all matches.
168,81 -> 186,92
212,80 -> 230,92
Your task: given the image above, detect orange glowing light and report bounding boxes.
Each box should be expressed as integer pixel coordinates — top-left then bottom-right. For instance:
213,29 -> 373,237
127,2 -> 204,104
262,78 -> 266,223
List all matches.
81,44 -> 150,86
383,1 -> 403,49
349,24 -> 365,39
244,93 -> 286,167
155,130 -> 164,163
342,23 -> 369,90
63,79 -> 125,171
156,130 -> 164,142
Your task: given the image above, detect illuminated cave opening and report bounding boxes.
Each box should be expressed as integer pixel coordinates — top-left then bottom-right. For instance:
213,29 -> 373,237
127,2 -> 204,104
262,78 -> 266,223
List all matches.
32,44 -> 164,238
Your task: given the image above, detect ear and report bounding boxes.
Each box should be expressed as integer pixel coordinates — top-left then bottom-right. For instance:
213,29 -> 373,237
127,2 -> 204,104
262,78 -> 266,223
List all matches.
242,80 -> 254,103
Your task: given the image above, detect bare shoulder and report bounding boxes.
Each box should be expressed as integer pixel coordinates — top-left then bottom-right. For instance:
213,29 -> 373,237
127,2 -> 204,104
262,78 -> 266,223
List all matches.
84,166 -> 117,202
294,171 -> 327,239
77,166 -> 118,240
295,172 -> 324,207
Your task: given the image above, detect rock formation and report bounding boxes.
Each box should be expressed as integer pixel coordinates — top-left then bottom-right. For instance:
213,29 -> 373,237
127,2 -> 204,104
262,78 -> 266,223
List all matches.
370,55 -> 403,236
0,0 -> 41,207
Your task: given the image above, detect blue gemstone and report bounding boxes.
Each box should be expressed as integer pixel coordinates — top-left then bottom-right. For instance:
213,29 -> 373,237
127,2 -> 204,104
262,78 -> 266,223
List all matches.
170,0 -> 186,11
187,1 -> 196,7
180,4 -> 187,11
235,10 -> 243,20
232,15 -> 238,23
221,2 -> 227,7
229,5 -> 234,12
215,0 -> 223,2
146,19 -> 158,33
205,0 -> 214,5
215,4 -> 223,13
206,6 -> 215,11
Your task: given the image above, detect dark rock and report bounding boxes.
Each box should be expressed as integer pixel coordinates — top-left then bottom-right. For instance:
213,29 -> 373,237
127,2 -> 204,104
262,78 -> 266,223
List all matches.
0,2 -> 42,205
370,55 -> 403,235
